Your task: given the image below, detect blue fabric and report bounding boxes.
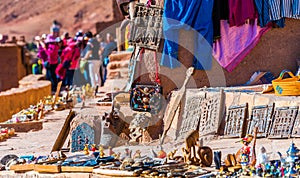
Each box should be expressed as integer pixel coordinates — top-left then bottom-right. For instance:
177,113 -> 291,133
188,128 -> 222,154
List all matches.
254,0 -> 285,28
161,0 -> 214,70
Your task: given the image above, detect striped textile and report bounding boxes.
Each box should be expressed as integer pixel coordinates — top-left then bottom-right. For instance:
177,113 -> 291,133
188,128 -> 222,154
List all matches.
269,0 -> 300,20
254,0 -> 285,27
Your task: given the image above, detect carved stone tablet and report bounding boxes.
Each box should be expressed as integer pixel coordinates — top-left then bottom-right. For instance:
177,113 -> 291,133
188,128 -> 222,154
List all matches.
177,90 -> 224,139
223,104 -> 248,138
128,3 -> 163,51
71,123 -> 95,152
178,92 -> 205,138
198,92 -> 224,136
292,111 -> 300,138
268,106 -> 298,139
247,104 -> 274,137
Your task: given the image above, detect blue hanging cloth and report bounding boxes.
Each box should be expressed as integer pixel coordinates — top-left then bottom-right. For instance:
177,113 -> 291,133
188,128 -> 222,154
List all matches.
161,0 -> 214,70
254,0 -> 285,28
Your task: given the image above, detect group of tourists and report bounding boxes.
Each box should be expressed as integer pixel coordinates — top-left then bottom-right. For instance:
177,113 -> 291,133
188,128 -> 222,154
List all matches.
35,22 -> 117,92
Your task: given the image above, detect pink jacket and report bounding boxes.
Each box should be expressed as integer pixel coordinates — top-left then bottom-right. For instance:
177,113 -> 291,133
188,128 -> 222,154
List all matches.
45,34 -> 59,64
60,41 -> 80,70
46,43 -> 59,64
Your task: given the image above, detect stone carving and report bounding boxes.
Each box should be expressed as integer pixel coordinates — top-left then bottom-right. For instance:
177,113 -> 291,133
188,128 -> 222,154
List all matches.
198,146 -> 213,167
181,130 -> 213,166
292,111 -> 300,137
182,130 -> 199,163
129,3 -> 163,51
100,105 -> 130,148
71,123 -> 94,152
223,104 -> 248,138
128,113 -> 151,143
247,104 -> 274,137
198,92 -> 224,136
178,93 -> 204,137
268,106 -> 299,138
177,90 -> 224,139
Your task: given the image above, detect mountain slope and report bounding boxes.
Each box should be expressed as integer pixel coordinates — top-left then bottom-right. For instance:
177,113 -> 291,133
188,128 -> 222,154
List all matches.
0,0 -> 120,40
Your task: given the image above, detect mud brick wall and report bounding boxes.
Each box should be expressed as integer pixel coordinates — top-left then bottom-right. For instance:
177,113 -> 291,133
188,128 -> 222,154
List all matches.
0,75 -> 51,122
0,44 -> 27,91
104,51 -> 132,91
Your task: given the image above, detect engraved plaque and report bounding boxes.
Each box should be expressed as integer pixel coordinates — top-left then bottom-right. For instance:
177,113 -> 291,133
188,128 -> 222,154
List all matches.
268,106 -> 298,139
292,111 -> 300,137
129,3 -> 163,51
223,104 -> 248,138
247,104 -> 274,137
71,123 -> 94,152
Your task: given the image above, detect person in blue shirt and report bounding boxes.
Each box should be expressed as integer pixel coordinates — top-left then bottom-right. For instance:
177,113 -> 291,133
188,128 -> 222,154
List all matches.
102,33 -> 117,83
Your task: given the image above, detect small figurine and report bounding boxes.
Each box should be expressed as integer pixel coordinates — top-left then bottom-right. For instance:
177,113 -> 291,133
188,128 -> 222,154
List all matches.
213,151 -> 222,169
239,134 -> 254,168
83,144 -> 89,155
99,145 -> 105,158
277,142 -> 300,176
157,148 -> 166,159
90,144 -> 96,152
108,146 -> 115,156
256,146 -> 268,168
112,152 -> 121,160
133,150 -> 142,159
121,148 -> 132,160
167,149 -> 178,160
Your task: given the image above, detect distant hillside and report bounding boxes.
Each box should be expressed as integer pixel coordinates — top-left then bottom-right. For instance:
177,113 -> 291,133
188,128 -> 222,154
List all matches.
0,0 -> 122,41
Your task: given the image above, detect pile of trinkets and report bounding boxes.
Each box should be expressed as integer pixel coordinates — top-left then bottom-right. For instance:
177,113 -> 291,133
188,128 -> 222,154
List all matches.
0,127 -> 15,142
1,141 -> 300,177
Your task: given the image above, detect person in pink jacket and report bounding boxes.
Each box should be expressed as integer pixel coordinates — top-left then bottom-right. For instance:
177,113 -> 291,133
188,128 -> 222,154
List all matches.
61,39 -> 81,86
45,26 -> 60,92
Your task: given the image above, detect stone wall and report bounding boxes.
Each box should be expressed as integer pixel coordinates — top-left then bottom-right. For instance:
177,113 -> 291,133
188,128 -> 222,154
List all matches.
0,75 -> 51,122
103,51 -> 132,91
0,44 -> 27,91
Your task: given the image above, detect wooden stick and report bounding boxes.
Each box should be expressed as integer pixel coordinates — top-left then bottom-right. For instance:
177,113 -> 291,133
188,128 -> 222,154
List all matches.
251,127 -> 258,166
160,67 -> 194,144
51,110 -> 76,152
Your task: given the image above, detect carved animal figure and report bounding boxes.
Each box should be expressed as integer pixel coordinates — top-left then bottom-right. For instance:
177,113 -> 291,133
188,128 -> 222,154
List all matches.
197,146 -> 213,167
184,130 -> 199,161
167,149 -> 178,160
182,147 -> 192,164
